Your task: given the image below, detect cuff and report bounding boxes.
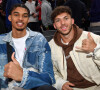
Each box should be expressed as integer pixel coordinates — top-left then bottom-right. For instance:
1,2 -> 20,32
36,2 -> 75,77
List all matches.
54,79 -> 68,90
12,68 -> 29,88
87,43 -> 100,57
94,43 -> 100,53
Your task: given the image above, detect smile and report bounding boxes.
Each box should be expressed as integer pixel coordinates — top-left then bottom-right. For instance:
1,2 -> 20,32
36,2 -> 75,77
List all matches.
61,26 -> 67,30
17,22 -> 24,27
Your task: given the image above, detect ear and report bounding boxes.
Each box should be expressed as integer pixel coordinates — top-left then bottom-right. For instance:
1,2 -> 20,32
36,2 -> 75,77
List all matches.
72,18 -> 74,24
8,15 -> 11,22
53,23 -> 57,29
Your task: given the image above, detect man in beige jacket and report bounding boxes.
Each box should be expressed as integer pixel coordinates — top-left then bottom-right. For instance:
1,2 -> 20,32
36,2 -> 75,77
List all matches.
49,6 -> 100,90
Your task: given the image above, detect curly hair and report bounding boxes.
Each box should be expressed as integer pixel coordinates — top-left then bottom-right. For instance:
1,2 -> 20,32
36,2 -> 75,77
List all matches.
51,6 -> 72,22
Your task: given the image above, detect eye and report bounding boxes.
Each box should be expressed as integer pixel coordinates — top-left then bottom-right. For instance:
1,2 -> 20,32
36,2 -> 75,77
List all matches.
55,19 -> 60,23
23,14 -> 29,18
23,15 -> 28,17
64,17 -> 68,20
14,14 -> 19,16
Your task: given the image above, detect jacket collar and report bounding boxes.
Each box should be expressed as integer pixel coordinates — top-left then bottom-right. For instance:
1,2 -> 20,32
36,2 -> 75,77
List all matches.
3,27 -> 38,43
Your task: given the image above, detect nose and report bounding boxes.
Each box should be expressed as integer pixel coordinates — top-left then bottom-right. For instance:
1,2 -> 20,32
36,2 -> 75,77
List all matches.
60,19 -> 65,25
19,16 -> 23,20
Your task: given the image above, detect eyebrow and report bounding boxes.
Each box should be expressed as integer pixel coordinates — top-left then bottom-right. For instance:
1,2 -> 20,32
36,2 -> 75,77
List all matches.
55,15 -> 68,19
13,12 -> 28,15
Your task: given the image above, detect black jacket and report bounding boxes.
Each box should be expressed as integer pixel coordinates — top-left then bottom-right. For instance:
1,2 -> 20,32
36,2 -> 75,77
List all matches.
64,0 -> 88,28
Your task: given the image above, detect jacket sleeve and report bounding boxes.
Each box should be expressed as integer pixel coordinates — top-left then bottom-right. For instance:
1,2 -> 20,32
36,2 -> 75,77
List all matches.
86,33 -> 100,68
93,43 -> 100,68
49,40 -> 68,90
13,34 -> 55,89
53,63 -> 68,90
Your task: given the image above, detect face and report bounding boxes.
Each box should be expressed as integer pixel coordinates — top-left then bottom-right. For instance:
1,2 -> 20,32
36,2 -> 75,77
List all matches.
8,7 -> 29,32
53,12 -> 74,36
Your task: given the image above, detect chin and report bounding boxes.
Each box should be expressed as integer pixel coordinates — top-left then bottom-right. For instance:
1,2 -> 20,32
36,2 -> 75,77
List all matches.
60,30 -> 71,35
16,27 -> 25,31
16,29 -> 24,31
62,33 -> 69,35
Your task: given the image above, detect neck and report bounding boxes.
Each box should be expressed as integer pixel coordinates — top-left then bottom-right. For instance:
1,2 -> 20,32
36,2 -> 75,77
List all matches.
12,29 -> 27,38
60,29 -> 74,43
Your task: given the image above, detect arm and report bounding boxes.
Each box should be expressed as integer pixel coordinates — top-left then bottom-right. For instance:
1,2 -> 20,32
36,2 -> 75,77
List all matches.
53,64 -> 67,90
14,34 -> 55,89
49,41 -> 70,90
53,64 -> 74,90
49,39 -> 75,90
92,43 -> 100,69
76,32 -> 100,68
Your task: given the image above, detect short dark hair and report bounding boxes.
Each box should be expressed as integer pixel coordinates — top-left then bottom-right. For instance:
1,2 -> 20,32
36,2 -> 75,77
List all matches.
51,6 -> 72,22
9,3 -> 30,17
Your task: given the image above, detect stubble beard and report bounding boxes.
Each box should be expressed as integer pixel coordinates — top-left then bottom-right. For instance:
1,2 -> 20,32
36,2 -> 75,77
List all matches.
59,24 -> 73,36
16,28 -> 24,31
16,26 -> 26,31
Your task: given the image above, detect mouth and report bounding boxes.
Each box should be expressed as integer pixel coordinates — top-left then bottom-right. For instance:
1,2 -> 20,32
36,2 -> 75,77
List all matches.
61,26 -> 67,31
17,22 -> 24,27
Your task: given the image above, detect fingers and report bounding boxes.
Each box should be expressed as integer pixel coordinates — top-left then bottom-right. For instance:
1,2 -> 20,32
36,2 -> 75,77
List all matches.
63,86 -> 73,90
11,52 -> 19,65
3,62 -> 13,78
75,32 -> 94,52
68,82 -> 75,87
3,52 -> 22,81
4,64 -> 8,77
62,82 -> 74,90
76,46 -> 89,52
88,32 -> 93,40
75,46 -> 83,51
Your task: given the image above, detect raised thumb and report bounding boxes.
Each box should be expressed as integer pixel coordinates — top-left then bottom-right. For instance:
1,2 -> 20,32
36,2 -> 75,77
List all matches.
11,52 -> 19,65
88,32 -> 93,40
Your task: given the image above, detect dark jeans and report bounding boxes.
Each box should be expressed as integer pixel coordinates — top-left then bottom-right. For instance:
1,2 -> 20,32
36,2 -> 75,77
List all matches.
31,85 -> 57,90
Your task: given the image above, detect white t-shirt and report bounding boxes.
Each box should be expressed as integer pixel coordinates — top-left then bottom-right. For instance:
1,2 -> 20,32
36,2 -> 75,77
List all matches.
12,31 -> 29,67
61,39 -> 69,45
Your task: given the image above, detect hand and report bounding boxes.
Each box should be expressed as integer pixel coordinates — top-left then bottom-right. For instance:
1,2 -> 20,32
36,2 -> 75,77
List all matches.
32,13 -> 37,18
76,32 -> 97,53
62,82 -> 75,90
4,52 -> 23,81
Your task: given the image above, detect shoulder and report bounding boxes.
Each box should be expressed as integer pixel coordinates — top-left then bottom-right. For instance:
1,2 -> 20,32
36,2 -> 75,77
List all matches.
49,39 -> 55,46
30,30 -> 48,44
32,1 -> 35,4
0,33 -> 8,43
31,31 -> 45,39
0,34 -> 8,51
41,1 -> 48,6
49,39 -> 59,49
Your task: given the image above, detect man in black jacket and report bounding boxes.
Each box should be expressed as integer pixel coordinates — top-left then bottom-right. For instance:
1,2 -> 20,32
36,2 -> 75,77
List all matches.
64,0 -> 88,29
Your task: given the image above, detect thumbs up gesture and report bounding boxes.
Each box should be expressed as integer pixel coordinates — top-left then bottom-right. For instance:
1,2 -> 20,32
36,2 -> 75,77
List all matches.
4,52 -> 23,81
76,32 -> 97,53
